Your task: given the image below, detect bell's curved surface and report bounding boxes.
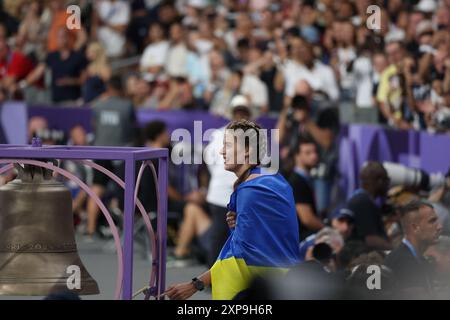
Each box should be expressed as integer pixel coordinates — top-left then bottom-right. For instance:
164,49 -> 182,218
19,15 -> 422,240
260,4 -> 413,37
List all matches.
0,164 -> 99,296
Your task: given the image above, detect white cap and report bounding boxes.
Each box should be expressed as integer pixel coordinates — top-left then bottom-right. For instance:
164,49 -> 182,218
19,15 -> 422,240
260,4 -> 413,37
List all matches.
416,20 -> 434,37
230,95 -> 250,108
415,0 -> 437,13
384,29 -> 406,43
188,0 -> 209,9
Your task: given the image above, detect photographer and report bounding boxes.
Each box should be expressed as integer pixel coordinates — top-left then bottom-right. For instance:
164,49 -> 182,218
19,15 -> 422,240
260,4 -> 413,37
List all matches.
277,90 -> 339,214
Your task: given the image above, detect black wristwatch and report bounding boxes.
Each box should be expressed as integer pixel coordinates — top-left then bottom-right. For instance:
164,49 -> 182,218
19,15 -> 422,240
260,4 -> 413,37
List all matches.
191,277 -> 205,291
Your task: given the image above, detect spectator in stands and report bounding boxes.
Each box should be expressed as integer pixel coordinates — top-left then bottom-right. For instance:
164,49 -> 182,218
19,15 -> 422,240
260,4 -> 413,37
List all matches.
22,27 -> 88,105
155,1 -> 180,34
346,161 -> 392,251
209,68 -> 244,117
372,52 -> 389,121
158,76 -> 196,110
282,36 -> 315,105
194,17 -> 217,58
330,19 -> 357,101
376,40 -> 411,128
92,0 -> 130,59
165,22 -> 188,79
140,22 -> 170,82
352,45 -> 378,123
178,29 -> 208,103
234,44 -> 272,115
303,41 -> 339,105
86,75 -> 136,237
81,42 -> 111,104
204,48 -> 230,107
385,200 -> 442,298
0,32 -> 35,98
224,12 -> 254,66
126,0 -> 154,53
16,0 -> 46,61
125,73 -> 160,108
46,0 -> 79,53
0,1 -> 18,37
243,43 -> 285,113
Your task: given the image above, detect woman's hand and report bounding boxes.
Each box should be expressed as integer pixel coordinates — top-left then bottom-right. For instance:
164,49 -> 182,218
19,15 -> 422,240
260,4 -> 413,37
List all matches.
226,211 -> 237,229
165,282 -> 197,300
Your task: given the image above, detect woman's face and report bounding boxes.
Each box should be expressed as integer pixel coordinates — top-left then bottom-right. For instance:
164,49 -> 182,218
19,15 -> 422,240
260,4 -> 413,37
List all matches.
221,132 -> 246,172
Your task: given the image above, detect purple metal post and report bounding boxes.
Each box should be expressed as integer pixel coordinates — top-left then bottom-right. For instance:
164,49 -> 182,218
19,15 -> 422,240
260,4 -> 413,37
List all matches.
157,156 -> 168,298
31,137 -> 42,147
122,157 -> 135,300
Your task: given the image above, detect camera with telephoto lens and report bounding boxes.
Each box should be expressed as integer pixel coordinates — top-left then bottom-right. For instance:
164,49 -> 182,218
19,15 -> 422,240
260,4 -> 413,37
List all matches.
382,162 -> 450,191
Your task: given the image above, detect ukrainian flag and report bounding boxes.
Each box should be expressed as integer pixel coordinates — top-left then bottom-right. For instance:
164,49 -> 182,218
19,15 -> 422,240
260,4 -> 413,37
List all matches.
211,172 -> 300,300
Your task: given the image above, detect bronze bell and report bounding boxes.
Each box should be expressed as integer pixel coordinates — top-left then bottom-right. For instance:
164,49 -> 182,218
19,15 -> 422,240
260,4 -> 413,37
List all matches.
0,164 -> 99,296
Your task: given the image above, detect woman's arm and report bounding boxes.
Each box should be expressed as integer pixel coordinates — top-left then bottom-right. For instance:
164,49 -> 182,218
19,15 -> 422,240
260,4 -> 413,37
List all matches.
165,270 -> 211,300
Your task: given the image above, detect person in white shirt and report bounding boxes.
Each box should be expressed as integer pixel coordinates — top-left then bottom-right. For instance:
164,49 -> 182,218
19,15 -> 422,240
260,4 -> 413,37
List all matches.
240,73 -> 269,116
352,47 -> 381,124
140,22 -> 170,82
300,43 -> 339,102
283,38 -> 339,103
165,22 -> 189,78
282,37 -> 321,99
93,0 -> 130,58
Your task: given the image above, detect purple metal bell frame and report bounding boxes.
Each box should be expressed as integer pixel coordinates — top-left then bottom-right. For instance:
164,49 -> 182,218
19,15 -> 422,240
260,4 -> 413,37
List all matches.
0,139 -> 168,300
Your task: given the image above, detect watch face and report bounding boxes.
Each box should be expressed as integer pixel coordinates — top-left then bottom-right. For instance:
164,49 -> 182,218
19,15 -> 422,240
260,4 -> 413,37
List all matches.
193,279 -> 204,291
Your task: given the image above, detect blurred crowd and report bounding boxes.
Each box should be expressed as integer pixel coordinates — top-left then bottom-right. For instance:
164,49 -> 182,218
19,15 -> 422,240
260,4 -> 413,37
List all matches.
0,0 -> 449,131
1,0 -> 450,300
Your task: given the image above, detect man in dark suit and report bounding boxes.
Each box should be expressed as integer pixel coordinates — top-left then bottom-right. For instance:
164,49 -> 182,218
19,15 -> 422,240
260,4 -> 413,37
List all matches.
385,200 -> 442,299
